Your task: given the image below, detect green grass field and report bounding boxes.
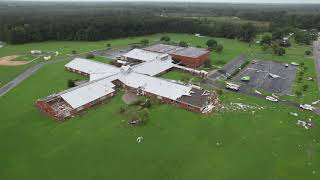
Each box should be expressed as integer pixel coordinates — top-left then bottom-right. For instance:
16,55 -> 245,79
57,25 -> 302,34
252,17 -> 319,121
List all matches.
160,70 -> 201,84
0,33 -> 318,101
0,56 -> 319,180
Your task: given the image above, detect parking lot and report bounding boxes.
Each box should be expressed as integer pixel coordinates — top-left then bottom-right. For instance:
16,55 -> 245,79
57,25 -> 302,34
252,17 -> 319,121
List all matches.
234,59 -> 297,95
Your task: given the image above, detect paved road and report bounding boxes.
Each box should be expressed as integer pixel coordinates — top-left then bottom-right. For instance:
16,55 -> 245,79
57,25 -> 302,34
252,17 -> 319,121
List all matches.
0,58 -> 67,96
313,40 -> 320,88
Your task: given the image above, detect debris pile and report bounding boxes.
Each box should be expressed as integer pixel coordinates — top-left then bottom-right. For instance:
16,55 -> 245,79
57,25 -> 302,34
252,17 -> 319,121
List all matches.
219,102 -> 264,112
296,119 -> 314,129
136,136 -> 143,143
289,112 -> 298,117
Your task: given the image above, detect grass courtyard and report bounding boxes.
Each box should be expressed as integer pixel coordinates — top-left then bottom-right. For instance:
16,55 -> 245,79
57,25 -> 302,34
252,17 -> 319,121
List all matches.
0,56 -> 320,180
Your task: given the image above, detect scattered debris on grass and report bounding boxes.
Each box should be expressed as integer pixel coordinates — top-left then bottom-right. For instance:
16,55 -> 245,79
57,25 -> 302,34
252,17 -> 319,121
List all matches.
219,102 -> 265,112
290,112 -> 298,117
254,89 -> 262,95
312,100 -> 320,105
136,136 -> 143,143
122,92 -> 138,104
307,77 -> 313,81
296,119 -> 314,129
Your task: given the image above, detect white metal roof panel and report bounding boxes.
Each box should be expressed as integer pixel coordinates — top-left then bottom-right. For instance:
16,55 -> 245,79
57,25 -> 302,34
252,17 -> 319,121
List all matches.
122,49 -> 164,62
132,59 -> 174,76
60,78 -> 116,109
65,58 -> 120,75
118,72 -> 192,100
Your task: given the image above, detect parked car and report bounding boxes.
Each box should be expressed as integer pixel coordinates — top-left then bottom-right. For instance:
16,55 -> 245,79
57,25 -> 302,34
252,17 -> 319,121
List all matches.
226,82 -> 240,91
266,96 -> 278,102
299,104 -> 314,111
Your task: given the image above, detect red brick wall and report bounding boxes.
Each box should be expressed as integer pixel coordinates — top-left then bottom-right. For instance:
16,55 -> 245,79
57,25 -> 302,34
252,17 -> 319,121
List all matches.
36,100 -> 59,119
170,52 -> 209,68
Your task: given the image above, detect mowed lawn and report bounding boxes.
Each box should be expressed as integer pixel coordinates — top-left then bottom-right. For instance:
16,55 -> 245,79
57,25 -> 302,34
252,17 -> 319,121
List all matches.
0,53 -> 320,180
0,34 -> 162,87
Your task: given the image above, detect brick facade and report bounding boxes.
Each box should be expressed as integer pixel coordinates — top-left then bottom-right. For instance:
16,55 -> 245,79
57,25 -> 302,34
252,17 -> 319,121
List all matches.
170,52 -> 209,68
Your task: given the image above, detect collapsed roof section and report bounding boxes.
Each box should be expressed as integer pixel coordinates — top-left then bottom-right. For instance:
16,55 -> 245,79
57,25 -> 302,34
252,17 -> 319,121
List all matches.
122,48 -> 170,62
170,47 -> 209,58
143,44 -> 183,54
144,44 -> 209,58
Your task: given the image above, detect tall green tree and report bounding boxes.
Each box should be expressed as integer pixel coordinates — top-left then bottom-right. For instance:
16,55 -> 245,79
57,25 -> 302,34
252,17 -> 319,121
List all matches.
206,39 -> 217,49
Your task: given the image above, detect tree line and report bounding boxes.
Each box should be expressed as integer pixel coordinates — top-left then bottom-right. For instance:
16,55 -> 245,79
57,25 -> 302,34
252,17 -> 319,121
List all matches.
0,11 -> 257,44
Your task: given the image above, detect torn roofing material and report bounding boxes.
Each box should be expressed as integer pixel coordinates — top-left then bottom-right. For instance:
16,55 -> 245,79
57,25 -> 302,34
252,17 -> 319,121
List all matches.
143,44 -> 183,53
170,47 -> 209,58
122,48 -> 168,62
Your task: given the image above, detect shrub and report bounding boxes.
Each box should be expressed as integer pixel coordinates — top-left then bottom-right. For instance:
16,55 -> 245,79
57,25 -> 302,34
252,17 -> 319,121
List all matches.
140,39 -> 149,46
86,53 -> 95,59
139,109 -> 150,125
160,36 -> 170,42
206,39 -> 217,49
67,79 -> 76,87
119,107 -> 126,114
261,44 -> 269,51
179,41 -> 188,47
305,50 -> 311,55
106,43 -> 111,47
295,90 -> 302,97
204,60 -> 212,68
71,50 -> 77,54
215,44 -> 224,54
141,99 -> 151,109
217,89 -> 223,95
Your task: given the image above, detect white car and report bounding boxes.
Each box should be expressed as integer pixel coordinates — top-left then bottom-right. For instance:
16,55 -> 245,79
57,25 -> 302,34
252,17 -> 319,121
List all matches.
226,83 -> 240,91
266,96 -> 278,102
300,104 -> 315,111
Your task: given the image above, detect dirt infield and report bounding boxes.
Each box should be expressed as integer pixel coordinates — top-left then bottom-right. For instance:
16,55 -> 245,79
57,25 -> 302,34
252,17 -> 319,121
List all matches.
0,55 -> 30,66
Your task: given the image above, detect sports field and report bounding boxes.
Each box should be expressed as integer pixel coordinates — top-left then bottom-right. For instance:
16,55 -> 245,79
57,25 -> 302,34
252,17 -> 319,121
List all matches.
0,34 -> 319,180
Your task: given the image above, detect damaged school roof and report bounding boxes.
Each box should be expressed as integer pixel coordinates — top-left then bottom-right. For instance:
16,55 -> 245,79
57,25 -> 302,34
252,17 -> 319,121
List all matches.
122,48 -> 168,62
171,47 -> 209,58
52,57 -> 210,110
65,58 -> 120,75
143,44 -> 183,53
143,44 -> 209,58
59,76 -> 117,109
118,72 -> 192,100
